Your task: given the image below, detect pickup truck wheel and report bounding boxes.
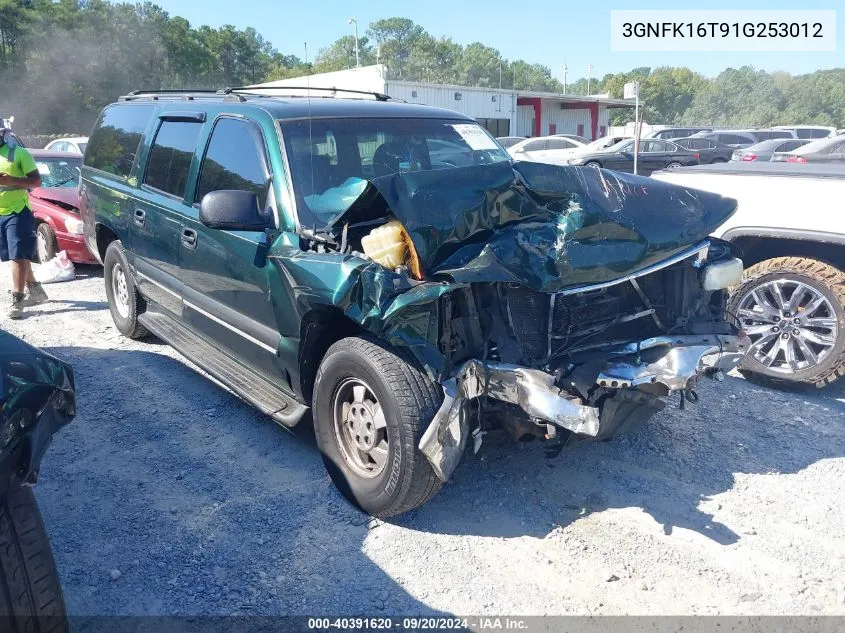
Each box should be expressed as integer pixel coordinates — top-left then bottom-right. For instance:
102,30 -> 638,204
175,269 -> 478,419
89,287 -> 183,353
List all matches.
729,257 -> 845,388
35,223 -> 58,264
103,241 -> 148,339
313,336 -> 443,517
0,485 -> 68,633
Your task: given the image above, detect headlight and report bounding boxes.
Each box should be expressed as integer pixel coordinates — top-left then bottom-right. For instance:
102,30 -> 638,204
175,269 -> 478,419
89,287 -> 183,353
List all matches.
701,258 -> 743,290
64,217 -> 84,234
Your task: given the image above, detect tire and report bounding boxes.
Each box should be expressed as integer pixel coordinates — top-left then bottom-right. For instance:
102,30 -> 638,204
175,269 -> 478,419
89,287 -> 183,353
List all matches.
666,161 -> 684,169
312,336 -> 443,517
584,161 -> 602,169
35,224 -> 57,265
728,257 -> 845,388
0,486 -> 68,633
103,240 -> 148,339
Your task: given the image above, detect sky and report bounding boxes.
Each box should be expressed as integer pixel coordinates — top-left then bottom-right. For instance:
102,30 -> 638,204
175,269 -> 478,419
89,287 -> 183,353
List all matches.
153,0 -> 844,80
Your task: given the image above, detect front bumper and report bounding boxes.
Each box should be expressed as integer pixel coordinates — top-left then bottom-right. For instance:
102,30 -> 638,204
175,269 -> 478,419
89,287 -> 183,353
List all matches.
420,334 -> 748,481
56,231 -> 99,265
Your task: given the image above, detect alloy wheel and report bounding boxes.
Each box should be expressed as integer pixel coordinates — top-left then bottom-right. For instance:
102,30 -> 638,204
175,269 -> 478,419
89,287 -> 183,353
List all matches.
736,278 -> 838,374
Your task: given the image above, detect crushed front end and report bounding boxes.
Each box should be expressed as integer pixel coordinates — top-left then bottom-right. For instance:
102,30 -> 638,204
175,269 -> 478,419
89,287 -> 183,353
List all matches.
420,239 -> 748,481
296,160 -> 746,481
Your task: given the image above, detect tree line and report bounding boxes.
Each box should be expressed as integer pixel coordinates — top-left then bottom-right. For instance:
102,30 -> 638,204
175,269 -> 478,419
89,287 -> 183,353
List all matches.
0,2 -> 842,135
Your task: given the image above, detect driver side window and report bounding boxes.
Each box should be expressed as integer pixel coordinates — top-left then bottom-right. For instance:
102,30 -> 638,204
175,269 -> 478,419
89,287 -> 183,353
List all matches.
195,118 -> 270,206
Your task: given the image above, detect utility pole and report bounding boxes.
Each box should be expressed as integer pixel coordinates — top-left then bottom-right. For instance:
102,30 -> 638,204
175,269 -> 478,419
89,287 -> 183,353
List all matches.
499,62 -> 502,90
348,17 -> 360,68
587,64 -> 593,96
562,62 -> 568,94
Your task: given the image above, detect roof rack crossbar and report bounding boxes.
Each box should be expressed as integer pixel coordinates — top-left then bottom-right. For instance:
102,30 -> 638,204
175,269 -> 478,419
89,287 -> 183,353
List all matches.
221,85 -> 393,102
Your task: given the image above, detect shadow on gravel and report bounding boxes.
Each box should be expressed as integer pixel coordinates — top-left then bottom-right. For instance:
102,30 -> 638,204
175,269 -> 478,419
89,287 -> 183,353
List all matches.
28,299 -> 108,315
397,375 -> 845,547
39,345 -> 449,618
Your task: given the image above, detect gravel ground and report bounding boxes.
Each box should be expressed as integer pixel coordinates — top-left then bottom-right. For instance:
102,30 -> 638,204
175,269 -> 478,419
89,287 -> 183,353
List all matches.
1,263 -> 844,618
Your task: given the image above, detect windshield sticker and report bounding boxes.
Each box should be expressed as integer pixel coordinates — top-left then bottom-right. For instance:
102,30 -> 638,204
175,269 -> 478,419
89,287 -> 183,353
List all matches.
450,124 -> 499,151
36,162 -> 51,176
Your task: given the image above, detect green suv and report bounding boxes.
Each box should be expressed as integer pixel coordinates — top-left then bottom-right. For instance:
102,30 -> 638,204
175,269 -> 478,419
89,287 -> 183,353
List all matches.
80,88 -> 748,517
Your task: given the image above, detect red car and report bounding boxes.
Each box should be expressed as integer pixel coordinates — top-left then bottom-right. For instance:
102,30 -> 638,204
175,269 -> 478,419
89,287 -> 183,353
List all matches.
27,150 -> 98,265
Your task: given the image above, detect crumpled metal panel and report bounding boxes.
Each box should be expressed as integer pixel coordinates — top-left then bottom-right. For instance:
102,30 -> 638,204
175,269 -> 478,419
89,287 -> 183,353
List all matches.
334,161 -> 738,293
0,330 -> 75,489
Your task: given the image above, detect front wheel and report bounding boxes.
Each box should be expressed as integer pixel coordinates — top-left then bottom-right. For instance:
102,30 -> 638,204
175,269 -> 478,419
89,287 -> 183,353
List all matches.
313,336 -> 443,517
103,240 -> 148,339
729,257 -> 845,388
36,224 -> 58,264
0,486 -> 68,632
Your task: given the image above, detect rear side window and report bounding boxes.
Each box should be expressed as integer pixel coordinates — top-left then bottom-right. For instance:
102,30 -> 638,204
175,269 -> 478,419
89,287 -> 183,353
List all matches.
806,128 -> 831,139
196,118 -> 270,205
85,105 -> 155,178
522,139 -> 546,151
777,140 -> 805,152
143,121 -> 202,198
718,134 -> 751,145
546,138 -> 574,149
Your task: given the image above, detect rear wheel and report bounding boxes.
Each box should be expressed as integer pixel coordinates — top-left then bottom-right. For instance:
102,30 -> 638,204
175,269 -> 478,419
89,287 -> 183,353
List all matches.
0,486 -> 68,633
312,336 -> 443,517
35,224 -> 58,264
666,161 -> 684,169
729,257 -> 845,388
103,241 -> 148,339
584,161 -> 602,169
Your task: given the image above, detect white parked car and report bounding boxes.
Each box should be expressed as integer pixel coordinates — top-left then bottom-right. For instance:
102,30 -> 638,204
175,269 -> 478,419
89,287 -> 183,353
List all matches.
508,136 -> 587,165
44,136 -> 88,154
568,135 -> 632,158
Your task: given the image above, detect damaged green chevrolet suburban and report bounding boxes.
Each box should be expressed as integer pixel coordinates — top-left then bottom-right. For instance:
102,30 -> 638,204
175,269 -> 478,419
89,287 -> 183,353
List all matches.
80,88 -> 748,517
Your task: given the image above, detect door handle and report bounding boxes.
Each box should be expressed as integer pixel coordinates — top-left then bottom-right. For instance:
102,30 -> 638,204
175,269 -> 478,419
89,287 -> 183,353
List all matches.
134,208 -> 146,227
181,227 -> 198,250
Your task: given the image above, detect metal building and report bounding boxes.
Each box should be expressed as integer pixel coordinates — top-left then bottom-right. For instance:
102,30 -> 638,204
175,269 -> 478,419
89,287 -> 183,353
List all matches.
251,65 -> 633,140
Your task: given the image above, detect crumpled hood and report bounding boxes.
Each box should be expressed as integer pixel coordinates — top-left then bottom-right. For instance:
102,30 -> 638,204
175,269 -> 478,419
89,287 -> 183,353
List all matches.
335,161 -> 737,293
29,187 -> 80,210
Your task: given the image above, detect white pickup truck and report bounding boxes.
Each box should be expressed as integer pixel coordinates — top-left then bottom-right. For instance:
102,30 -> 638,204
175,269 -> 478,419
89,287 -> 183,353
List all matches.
652,162 -> 845,388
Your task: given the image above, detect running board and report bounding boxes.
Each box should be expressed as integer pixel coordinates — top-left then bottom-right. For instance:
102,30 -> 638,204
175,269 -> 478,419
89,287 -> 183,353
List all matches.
138,310 -> 308,427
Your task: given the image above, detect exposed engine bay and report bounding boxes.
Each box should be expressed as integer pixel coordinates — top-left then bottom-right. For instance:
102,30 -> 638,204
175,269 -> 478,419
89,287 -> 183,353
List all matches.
294,161 -> 747,480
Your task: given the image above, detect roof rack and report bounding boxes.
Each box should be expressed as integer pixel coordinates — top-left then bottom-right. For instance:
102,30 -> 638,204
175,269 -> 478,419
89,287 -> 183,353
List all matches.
119,89 -> 246,102
221,85 -> 394,102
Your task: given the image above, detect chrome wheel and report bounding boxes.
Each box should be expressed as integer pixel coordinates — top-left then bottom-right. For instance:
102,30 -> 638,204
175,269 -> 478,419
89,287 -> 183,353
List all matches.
111,263 -> 130,319
737,279 -> 838,374
666,161 -> 683,169
36,232 -> 49,263
331,378 -> 389,479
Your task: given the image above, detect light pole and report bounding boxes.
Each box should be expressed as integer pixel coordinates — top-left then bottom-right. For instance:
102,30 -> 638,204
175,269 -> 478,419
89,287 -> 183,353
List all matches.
587,64 -> 593,95
562,63 -> 567,94
348,17 -> 360,68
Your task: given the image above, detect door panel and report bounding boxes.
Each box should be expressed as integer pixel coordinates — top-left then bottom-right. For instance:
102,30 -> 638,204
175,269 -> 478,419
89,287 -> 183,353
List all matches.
178,116 -> 288,387
132,118 -> 204,314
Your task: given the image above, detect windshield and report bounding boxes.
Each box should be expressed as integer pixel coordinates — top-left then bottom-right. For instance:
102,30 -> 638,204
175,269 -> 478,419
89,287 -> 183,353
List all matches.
603,139 -> 633,153
281,118 -> 511,226
34,156 -> 81,187
585,136 -> 630,151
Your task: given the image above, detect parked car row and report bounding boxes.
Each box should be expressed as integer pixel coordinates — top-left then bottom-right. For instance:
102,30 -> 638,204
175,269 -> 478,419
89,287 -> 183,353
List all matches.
646,125 -> 837,143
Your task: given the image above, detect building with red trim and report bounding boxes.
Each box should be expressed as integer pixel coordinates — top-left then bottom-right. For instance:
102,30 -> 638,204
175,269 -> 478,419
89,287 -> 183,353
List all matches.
253,65 -> 634,140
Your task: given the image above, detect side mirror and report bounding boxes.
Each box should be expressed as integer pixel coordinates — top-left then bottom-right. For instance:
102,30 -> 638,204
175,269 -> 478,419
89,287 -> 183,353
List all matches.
199,190 -> 269,231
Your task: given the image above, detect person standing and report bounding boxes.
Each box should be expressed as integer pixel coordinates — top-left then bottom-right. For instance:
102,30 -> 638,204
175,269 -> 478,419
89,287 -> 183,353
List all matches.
0,119 -> 48,319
